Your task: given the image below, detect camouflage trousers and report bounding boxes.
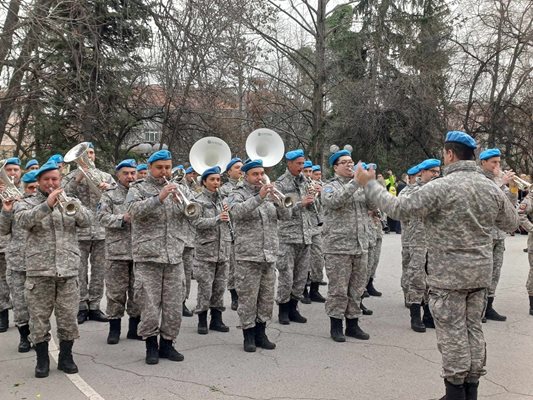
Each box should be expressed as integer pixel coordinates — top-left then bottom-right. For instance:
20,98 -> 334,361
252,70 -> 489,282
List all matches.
105,260 -> 140,319
134,262 -> 183,340
489,239 -> 505,297
194,259 -> 228,313
429,287 -> 487,385
367,237 -> 383,281
6,269 -> 29,326
527,252 -> 533,296
227,245 -> 236,290
183,247 -> 194,300
25,276 -> 79,344
78,239 -> 106,311
309,234 -> 324,283
0,253 -> 11,312
406,247 -> 428,305
234,260 -> 275,330
401,246 -> 411,295
276,243 -> 310,304
324,253 -> 368,319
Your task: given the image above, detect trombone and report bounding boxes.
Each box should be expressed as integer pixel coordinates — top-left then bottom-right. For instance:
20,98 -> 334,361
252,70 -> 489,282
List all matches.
163,177 -> 201,218
261,175 -> 296,208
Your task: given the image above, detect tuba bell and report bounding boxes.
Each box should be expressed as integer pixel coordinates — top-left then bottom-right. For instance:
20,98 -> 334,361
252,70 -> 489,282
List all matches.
245,128 -> 285,167
64,142 -> 107,195
0,159 -> 23,202
189,136 -> 232,174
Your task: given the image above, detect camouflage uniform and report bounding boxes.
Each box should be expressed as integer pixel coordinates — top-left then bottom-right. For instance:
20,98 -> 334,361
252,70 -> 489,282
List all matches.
191,188 -> 231,313
518,193 -> 533,295
14,191 -> 91,344
398,184 -> 416,296
0,240 -> 11,316
219,178 -> 239,291
63,168 -> 115,312
275,170 -> 313,303
321,176 -> 373,319
97,183 -> 139,319
126,175 -> 192,340
367,214 -> 383,281
364,160 -> 518,384
227,181 -> 290,329
180,185 -> 197,302
309,194 -> 324,283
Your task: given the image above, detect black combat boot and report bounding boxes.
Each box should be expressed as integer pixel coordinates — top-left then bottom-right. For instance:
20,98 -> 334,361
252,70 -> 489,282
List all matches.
288,298 -> 307,323
0,309 -> 8,332
301,286 -> 312,304
366,278 -> 382,297
329,317 -> 346,342
278,302 -> 290,325
229,289 -> 239,311
309,282 -> 326,303
345,318 -> 370,340
440,379 -> 466,400
209,308 -> 230,332
197,310 -> 208,334
529,296 -> 533,316
88,309 -> 109,322
127,316 -> 142,340
145,336 -> 159,365
159,337 -> 184,361
34,341 -> 50,378
182,302 -> 193,317
242,328 -> 256,352
254,322 -> 276,349
409,304 -> 426,333
423,304 -> 435,328
465,381 -> 479,400
107,318 -> 121,345
360,300 -> 373,315
484,297 -> 507,321
57,340 -> 79,374
17,324 -> 31,352
77,309 -> 88,325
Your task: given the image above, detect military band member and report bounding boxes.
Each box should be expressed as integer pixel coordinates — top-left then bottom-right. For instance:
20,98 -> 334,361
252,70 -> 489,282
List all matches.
97,159 -> 141,344
311,164 -> 322,181
185,166 -> 201,193
192,166 -> 231,334
322,150 -> 372,342
181,193 -> 196,318
48,154 -> 67,175
275,150 -> 315,324
63,143 -> 115,324
14,161 -> 92,378
366,209 -> 384,297
354,131 -> 518,400
136,163 -> 148,180
518,192 -> 533,316
219,157 -> 243,311
228,159 -> 290,352
25,159 -> 40,172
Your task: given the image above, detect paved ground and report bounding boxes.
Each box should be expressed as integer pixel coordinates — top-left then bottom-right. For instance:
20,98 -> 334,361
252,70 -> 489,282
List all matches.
1,234 -> 532,400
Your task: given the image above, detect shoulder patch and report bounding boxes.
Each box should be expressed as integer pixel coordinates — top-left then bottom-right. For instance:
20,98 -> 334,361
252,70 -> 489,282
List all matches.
323,186 -> 334,193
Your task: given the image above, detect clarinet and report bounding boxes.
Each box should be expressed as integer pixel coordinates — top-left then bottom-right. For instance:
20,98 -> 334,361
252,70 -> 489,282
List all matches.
216,188 -> 236,242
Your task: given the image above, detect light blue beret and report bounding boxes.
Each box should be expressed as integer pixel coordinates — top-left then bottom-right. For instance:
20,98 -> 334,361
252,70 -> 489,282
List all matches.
285,149 -> 305,161
407,165 -> 421,176
329,149 -> 351,167
201,166 -> 221,181
311,165 -> 321,172
48,154 -> 64,164
479,148 -> 501,161
35,161 -> 59,178
185,167 -> 194,174
22,171 -> 38,184
176,164 -> 184,170
88,142 -> 94,149
303,160 -> 313,168
115,159 -> 137,171
367,163 -> 377,170
226,157 -> 242,172
25,159 -> 39,169
136,163 -> 148,171
147,150 -> 172,164
5,157 -> 21,166
419,158 -> 442,170
445,131 -> 477,149
241,159 -> 263,173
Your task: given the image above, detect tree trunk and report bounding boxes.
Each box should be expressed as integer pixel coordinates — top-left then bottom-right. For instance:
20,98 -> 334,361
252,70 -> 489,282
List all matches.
0,0 -> 22,76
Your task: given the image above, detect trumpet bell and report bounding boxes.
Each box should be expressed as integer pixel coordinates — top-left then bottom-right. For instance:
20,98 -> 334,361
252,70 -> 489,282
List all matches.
282,193 -> 297,208
245,128 -> 285,167
184,202 -> 201,218
189,137 -> 232,174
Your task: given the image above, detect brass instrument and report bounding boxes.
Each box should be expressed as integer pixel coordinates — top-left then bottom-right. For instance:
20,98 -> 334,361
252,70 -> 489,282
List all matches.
64,142 -> 108,195
56,192 -> 79,216
163,177 -> 201,218
303,176 -> 323,226
261,175 -> 296,208
0,159 -> 23,202
512,175 -> 531,190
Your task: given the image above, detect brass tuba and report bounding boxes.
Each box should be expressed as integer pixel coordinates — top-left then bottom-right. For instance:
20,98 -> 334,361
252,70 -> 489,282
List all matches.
0,159 -> 23,202
64,142 -> 107,195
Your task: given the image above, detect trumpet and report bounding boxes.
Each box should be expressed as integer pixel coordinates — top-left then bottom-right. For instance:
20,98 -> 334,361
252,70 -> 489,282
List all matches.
56,192 -> 79,216
261,175 -> 296,208
512,176 -> 531,191
163,177 -> 201,218
303,177 -> 323,226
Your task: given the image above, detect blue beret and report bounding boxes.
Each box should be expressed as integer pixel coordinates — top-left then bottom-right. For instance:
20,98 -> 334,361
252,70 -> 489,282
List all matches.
241,159 -> 263,173
329,149 -> 351,167
185,167 -> 194,174
367,163 -> 377,170
479,148 -> 501,161
226,157 -> 242,172
147,150 -> 172,164
419,158 -> 442,170
285,149 -> 305,161
48,154 -> 64,164
311,165 -> 321,172
35,161 -> 59,178
303,160 -> 313,168
88,142 -> 94,149
445,131 -> 477,149
22,171 -> 38,184
176,164 -> 184,170
5,157 -> 21,166
201,166 -> 221,181
115,159 -> 137,171
25,159 -> 39,169
407,165 -> 420,176
136,163 -> 147,171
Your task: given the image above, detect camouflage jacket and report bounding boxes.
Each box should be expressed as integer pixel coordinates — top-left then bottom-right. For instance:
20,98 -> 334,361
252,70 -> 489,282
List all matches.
227,181 -> 291,263
97,183 -> 132,261
275,169 -> 313,245
321,175 -> 375,255
518,192 -> 533,252
63,168 -> 116,240
406,178 -> 427,249
13,190 -> 91,277
178,183 -> 197,248
482,169 -> 515,241
191,188 -> 231,262
398,184 -> 416,247
365,160 -> 519,290
218,178 -> 239,198
126,175 -> 195,264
